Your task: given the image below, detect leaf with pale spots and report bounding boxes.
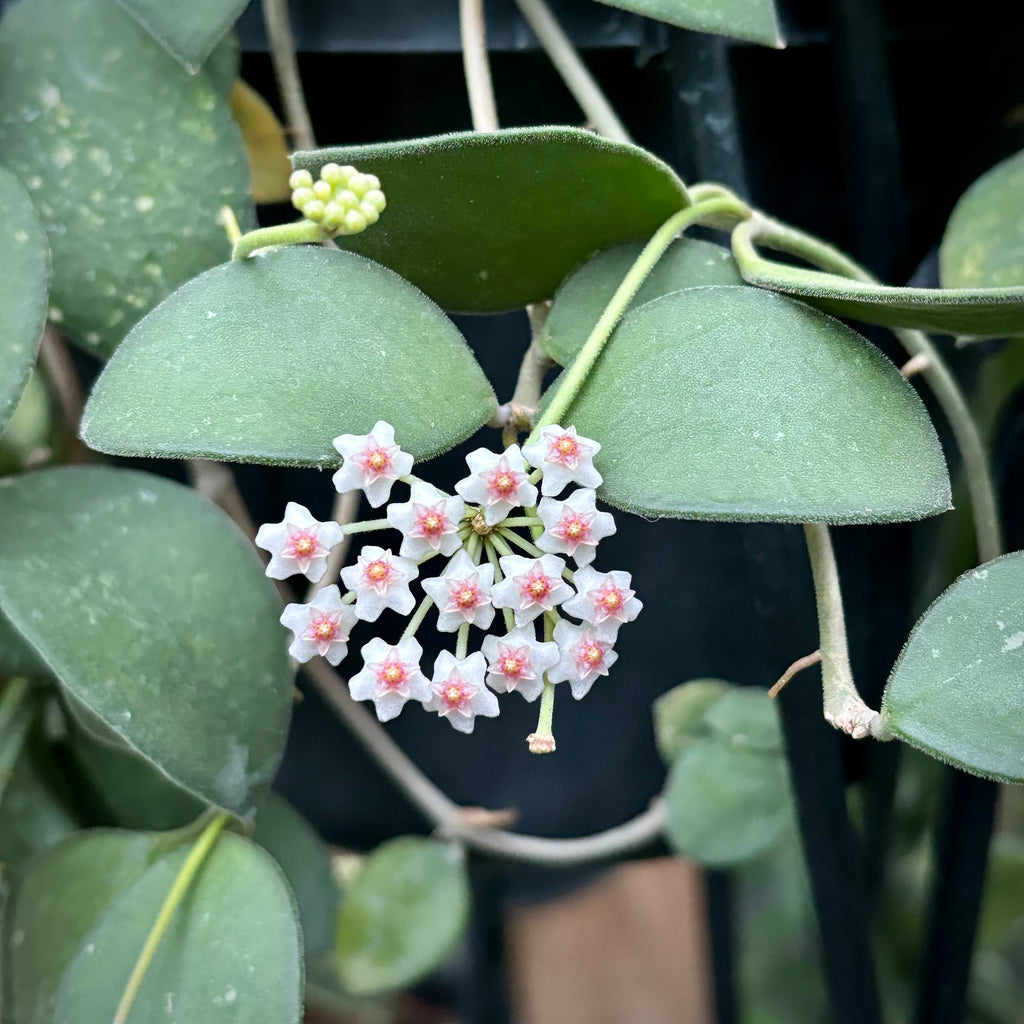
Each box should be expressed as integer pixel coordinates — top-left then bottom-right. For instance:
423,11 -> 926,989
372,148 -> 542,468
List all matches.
336,837 -> 470,995
0,166 -> 49,433
664,736 -> 794,866
542,237 -> 742,367
0,466 -> 292,816
52,832 -> 303,1024
114,0 -> 249,70
80,246 -> 497,466
558,286 -> 951,523
0,0 -> 254,357
292,128 -> 688,312
881,552 -> 1024,782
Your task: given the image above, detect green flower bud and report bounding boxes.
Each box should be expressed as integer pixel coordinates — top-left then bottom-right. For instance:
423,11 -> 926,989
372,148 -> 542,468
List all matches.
347,172 -> 370,197
303,200 -> 326,222
359,200 -> 380,225
313,180 -> 332,202
363,188 -> 386,211
288,169 -> 314,191
291,186 -> 316,211
323,201 -> 345,230
364,173 -> 381,191
335,189 -> 358,209
343,208 -> 367,233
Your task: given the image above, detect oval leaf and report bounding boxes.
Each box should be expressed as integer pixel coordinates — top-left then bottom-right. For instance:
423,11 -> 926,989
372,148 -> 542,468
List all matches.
543,237 -> 742,366
80,246 -> 497,466
292,128 -> 689,312
652,678 -> 732,764
664,736 -> 793,866
0,0 -> 253,357
704,688 -> 782,752
336,837 -> 470,996
54,832 -> 302,1024
734,229 -> 1024,338
0,166 -> 49,433
881,552 -> 1024,782
0,466 -> 292,815
590,0 -> 782,47
561,286 -> 951,523
941,149 -> 1024,291
114,0 -> 249,70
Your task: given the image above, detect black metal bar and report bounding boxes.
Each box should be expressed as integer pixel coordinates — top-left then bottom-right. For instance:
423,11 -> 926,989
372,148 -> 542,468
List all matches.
913,772 -> 999,1024
705,870 -> 738,1024
458,862 -> 513,1024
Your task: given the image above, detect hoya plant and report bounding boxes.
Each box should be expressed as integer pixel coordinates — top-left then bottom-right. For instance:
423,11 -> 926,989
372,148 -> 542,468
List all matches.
0,0 -> 1021,1021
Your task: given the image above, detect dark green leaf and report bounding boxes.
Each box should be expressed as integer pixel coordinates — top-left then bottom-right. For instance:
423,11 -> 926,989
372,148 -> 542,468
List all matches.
292,128 -> 688,312
0,0 -> 254,357
0,166 -> 49,433
54,832 -> 302,1024
940,149 -> 1024,292
336,837 -> 470,996
204,32 -> 241,98
114,0 -> 249,70
977,835 -> 1024,951
0,372 -> 54,476
561,285 -> 951,523
254,795 -> 340,958
664,737 -> 793,866
652,678 -> 732,764
81,246 -> 497,466
881,552 -> 1024,782
590,0 -> 782,47
542,237 -> 742,366
0,466 -> 292,815
3,830 -> 160,1024
735,233 -> 1024,338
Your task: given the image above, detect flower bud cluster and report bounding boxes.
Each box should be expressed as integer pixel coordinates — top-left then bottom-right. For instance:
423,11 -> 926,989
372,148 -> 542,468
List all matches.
288,164 -> 386,237
256,421 -> 642,752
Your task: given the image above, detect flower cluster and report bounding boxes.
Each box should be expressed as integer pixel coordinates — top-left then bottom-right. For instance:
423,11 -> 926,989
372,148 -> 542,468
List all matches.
288,163 -> 386,237
256,421 -> 641,752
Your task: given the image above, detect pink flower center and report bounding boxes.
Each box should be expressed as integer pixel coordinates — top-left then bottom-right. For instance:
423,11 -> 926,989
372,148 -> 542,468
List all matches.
496,645 -> 532,681
547,431 -> 582,468
572,636 -> 608,675
556,510 -> 594,547
593,581 -> 631,618
358,442 -> 397,480
362,557 -> 396,591
375,657 -> 409,692
484,459 -> 522,501
440,676 -> 472,710
447,575 -> 484,612
285,527 -> 324,566
413,502 -> 452,541
516,566 -> 555,606
305,612 -> 343,649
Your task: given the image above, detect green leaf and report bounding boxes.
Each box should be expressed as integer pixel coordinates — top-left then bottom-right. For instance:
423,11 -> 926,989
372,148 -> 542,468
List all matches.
0,608 -> 49,678
254,795 -> 341,958
652,678 -> 732,764
292,128 -> 689,312
114,0 -> 249,71
0,466 -> 292,815
734,230 -> 1024,338
80,246 -> 497,466
0,166 -> 49,433
542,237 -> 742,366
941,149 -> 1024,292
0,0 -> 254,357
664,737 -> 793,867
3,830 -> 161,1024
977,835 -> 1024,951
704,689 -> 783,753
336,837 -> 470,996
0,372 -> 54,476
561,285 -> 951,523
205,32 -> 241,97
881,552 -> 1024,783
589,0 -> 782,48
54,832 -> 302,1024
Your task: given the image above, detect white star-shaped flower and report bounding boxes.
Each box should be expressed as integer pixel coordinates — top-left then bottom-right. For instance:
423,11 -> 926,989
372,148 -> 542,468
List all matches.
522,425 -> 602,497
454,445 -> 538,525
332,420 -> 414,508
491,554 -> 572,625
536,489 -> 616,566
549,620 -> 618,699
481,627 -> 559,702
561,566 -> 642,640
348,637 -> 432,722
279,586 -> 358,665
255,502 -> 344,582
340,545 -> 418,622
425,651 -> 499,733
386,482 -> 465,560
421,549 -> 495,632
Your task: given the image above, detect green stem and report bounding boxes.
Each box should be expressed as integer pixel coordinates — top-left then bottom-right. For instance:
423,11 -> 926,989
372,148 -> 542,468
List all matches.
496,527 -> 544,558
501,516 -> 542,528
456,623 -> 470,660
528,616 -> 558,753
112,813 -> 229,1024
232,220 -> 325,261
400,596 -> 434,642
530,195 -> 752,440
484,539 -> 516,630
341,518 -> 391,534
732,215 -> 1003,563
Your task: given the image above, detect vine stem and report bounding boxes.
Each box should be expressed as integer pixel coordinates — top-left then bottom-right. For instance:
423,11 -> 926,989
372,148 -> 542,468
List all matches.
459,0 -> 499,132
531,194 -> 751,440
232,220 -> 325,261
112,813 -> 229,1024
732,213 -> 1002,563
803,524 -> 891,741
514,0 -> 632,144
302,657 -> 664,864
261,0 -> 316,151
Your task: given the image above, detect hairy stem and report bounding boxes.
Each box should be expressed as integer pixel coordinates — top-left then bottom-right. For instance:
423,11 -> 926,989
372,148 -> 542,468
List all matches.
232,220 -> 325,261
514,0 -> 631,143
261,0 -> 316,151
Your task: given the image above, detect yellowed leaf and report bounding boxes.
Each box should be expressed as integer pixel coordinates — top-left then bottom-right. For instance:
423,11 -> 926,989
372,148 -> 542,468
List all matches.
228,79 -> 292,204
